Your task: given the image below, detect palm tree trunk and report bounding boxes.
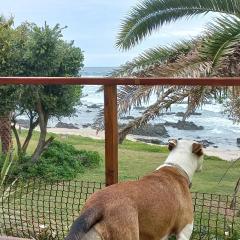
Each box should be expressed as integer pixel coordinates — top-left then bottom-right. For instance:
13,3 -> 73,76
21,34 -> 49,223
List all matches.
0,113 -> 12,154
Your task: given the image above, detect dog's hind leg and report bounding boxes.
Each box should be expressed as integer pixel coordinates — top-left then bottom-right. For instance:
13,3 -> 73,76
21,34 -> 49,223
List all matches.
82,228 -> 103,240
102,206 -> 140,240
176,223 -> 193,240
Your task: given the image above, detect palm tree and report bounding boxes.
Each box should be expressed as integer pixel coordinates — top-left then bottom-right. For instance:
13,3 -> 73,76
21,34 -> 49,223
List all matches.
112,0 -> 240,142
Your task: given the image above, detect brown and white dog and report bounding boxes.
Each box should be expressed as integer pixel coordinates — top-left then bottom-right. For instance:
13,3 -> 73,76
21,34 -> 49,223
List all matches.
65,139 -> 204,240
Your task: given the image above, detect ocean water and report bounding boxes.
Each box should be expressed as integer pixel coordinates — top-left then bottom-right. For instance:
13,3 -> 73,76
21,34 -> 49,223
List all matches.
55,67 -> 240,150
80,67 -> 116,77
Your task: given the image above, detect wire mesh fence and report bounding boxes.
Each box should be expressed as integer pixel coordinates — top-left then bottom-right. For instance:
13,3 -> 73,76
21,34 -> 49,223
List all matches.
0,179 -> 239,240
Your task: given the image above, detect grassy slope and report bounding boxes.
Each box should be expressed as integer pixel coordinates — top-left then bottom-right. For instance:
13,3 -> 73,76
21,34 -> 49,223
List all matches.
16,130 -> 240,195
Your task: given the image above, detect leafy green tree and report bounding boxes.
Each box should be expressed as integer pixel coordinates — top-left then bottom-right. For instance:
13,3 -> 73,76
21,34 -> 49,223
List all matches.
112,0 -> 240,142
0,19 -> 84,161
0,17 -> 25,154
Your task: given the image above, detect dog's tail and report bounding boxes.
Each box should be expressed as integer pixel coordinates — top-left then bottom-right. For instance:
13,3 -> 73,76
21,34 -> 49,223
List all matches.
65,205 -> 103,240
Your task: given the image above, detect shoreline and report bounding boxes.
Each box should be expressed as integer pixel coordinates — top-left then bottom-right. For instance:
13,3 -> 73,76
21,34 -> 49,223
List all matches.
47,127 -> 240,161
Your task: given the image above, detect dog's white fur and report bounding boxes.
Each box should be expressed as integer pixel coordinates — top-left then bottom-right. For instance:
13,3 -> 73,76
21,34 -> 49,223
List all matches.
157,140 -> 204,239
157,139 -> 204,181
178,222 -> 194,240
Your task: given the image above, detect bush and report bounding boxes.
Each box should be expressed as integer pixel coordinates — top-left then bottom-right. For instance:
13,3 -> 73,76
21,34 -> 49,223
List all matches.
11,140 -> 101,181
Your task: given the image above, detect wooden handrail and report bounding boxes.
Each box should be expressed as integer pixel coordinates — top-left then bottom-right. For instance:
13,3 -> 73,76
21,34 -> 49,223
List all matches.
1,76 -> 240,186
0,76 -> 240,85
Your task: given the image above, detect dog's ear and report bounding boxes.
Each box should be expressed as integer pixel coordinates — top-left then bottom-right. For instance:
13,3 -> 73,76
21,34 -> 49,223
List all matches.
168,139 -> 177,151
192,143 -> 204,156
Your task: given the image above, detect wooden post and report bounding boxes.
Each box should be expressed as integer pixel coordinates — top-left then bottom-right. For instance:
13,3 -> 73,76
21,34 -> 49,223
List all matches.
104,85 -> 118,186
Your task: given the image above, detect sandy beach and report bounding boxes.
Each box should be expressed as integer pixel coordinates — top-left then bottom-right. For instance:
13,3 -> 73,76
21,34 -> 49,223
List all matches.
47,127 -> 240,161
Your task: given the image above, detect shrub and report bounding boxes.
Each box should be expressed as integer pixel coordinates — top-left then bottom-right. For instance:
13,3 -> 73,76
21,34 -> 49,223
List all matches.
11,140 -> 101,181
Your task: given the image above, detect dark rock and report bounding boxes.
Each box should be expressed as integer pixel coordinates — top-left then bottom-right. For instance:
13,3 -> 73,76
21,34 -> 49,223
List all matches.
134,106 -> 146,110
213,145 -> 218,148
164,121 -> 204,130
176,112 -> 202,117
130,123 -> 169,138
192,112 -> 202,116
196,139 -> 215,148
87,104 -> 101,109
82,124 -> 92,128
86,110 -> 92,113
135,138 -> 167,145
55,122 -> 79,129
237,138 -> 240,145
176,112 -> 185,117
17,119 -> 30,128
120,116 -> 135,120
165,112 -> 176,115
159,112 -> 176,116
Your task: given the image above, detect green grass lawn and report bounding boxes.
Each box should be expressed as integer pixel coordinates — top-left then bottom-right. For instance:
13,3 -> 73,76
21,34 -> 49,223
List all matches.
3,130 -> 239,239
16,130 -> 240,195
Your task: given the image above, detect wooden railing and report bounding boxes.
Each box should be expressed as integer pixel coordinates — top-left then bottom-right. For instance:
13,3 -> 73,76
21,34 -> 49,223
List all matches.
1,77 -> 240,186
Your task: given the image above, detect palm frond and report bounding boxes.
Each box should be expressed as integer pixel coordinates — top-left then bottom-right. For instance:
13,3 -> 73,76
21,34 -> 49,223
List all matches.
118,85 -> 170,115
119,86 -> 191,143
116,54 -> 211,117
145,55 -> 212,77
201,16 -> 240,68
112,40 -> 195,76
183,86 -> 216,120
116,0 -> 240,50
225,89 -> 240,123
109,40 -> 212,133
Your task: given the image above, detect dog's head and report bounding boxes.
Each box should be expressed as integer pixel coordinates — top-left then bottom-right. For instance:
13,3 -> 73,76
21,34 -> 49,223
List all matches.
168,139 -> 204,173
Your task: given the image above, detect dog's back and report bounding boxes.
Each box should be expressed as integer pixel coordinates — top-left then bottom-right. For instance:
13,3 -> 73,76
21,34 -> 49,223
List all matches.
65,140 -> 203,240
65,167 -> 193,240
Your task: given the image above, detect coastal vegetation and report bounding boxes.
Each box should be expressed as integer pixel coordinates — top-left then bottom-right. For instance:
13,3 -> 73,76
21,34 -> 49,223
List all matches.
3,130 -> 239,195
112,0 -> 240,142
0,17 -> 102,182
0,17 -> 84,163
8,140 -> 101,181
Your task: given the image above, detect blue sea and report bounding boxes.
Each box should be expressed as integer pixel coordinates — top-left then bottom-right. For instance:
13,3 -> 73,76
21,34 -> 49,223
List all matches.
54,67 -> 240,150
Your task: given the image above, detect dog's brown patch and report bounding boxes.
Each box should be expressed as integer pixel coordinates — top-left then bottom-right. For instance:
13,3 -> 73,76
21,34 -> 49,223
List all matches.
168,139 -> 177,151
192,143 -> 204,156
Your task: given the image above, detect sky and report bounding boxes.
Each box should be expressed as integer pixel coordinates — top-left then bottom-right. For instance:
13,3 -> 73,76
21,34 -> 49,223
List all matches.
1,0 -> 217,67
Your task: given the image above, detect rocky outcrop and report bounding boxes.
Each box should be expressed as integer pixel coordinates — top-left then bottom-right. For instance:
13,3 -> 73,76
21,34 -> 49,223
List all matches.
120,116 -> 135,120
55,122 -> 79,129
164,121 -> 204,130
134,106 -> 146,110
176,112 -> 202,117
125,123 -> 170,138
135,138 -> 167,145
82,123 -> 92,128
87,104 -> 101,109
195,139 -> 215,148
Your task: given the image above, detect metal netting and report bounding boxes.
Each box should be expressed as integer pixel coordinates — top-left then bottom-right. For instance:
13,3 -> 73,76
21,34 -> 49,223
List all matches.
0,179 -> 239,240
